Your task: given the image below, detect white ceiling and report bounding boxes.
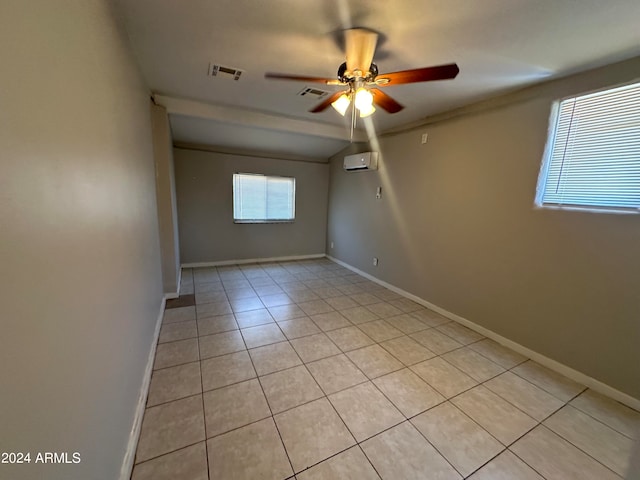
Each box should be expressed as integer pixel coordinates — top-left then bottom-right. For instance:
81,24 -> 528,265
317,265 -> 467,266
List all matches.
116,0 -> 640,160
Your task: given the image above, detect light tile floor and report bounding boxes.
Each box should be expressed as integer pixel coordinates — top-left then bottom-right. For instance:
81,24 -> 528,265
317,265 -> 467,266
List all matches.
131,258 -> 639,479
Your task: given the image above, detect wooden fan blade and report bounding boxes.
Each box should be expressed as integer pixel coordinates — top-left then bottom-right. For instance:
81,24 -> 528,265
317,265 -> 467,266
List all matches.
370,88 -> 404,113
310,91 -> 347,113
376,63 -> 459,85
345,28 -> 378,75
265,72 -> 343,85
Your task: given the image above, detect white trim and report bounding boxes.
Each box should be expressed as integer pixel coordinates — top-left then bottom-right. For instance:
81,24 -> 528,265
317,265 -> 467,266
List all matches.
119,296 -> 166,480
327,255 -> 640,411
163,269 -> 182,299
182,253 -> 326,268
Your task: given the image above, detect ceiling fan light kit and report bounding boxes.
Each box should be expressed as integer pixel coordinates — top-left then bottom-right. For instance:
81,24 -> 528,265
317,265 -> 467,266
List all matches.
265,28 -> 459,139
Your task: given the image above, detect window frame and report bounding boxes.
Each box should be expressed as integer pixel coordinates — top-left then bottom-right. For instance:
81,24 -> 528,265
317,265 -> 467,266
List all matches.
534,80 -> 640,215
232,172 -> 296,224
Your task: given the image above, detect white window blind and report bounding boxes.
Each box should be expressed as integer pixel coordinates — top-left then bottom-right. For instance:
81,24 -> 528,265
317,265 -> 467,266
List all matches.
536,81 -> 640,212
233,173 -> 295,222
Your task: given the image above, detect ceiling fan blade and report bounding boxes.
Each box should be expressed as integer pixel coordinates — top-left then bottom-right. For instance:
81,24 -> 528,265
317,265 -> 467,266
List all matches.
375,63 -> 459,86
310,91 -> 346,113
265,72 -> 343,85
345,28 -> 378,75
370,88 -> 404,113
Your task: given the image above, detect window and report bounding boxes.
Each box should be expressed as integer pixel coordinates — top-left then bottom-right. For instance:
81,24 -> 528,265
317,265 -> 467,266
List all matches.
535,81 -> 640,213
233,173 -> 295,223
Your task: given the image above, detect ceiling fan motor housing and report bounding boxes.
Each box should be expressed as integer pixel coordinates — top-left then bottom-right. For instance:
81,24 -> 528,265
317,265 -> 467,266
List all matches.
338,62 -> 379,83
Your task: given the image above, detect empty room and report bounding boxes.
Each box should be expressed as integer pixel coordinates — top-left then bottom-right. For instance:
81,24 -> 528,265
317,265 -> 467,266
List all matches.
2,0 -> 639,479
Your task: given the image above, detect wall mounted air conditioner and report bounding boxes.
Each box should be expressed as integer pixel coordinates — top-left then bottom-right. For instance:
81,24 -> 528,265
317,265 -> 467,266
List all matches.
343,152 -> 379,172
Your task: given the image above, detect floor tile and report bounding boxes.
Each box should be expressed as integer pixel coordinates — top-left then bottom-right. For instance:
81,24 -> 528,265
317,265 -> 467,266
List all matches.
288,290 -> 321,303
230,296 -> 265,313
163,306 -> 196,324
512,361 -> 585,402
412,402 -> 503,477
196,300 -> 233,318
544,405 -> 633,475
373,368 -> 444,417
201,350 -> 256,391
268,303 -> 307,321
275,398 -> 356,473
442,347 -> 505,382
203,378 -> 271,437
347,344 -> 404,379
409,308 -> 451,327
436,322 -> 484,344
358,320 -> 404,342
361,421 -> 462,480
131,442 -> 208,480
198,330 -> 245,359
147,362 -> 202,407
388,298 -> 423,313
384,314 -> 430,334
329,382 -> 404,442
468,338 -> 527,369
326,326 -> 375,351
324,295 -> 359,310
485,371 -> 564,421
452,385 -> 537,445
296,446 -> 380,480
254,285 -> 284,296
159,321 -> 197,343
365,302 -> 403,318
570,389 -> 640,439
290,333 -> 341,363
410,328 -> 463,355
312,286 -> 343,299
196,314 -> 238,336
208,417 -> 293,480
154,338 -> 199,370
411,357 -> 477,398
307,354 -> 368,395
370,289 -> 402,301
279,317 -> 321,339
310,311 -> 352,331
467,450 -> 544,480
340,306 -> 380,324
511,425 -> 620,480
260,365 -> 324,413
249,341 -> 302,376
298,299 -> 335,316
241,323 -> 286,348
136,395 -> 205,463
350,293 -> 382,306
379,336 -> 435,365
260,293 -> 294,307
234,308 -> 274,328
194,281 -> 223,294
225,287 -> 257,300
194,290 -> 227,305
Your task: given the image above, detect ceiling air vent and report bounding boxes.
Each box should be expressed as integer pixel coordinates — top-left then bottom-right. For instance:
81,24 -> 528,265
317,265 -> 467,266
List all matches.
208,63 -> 243,80
298,87 -> 329,98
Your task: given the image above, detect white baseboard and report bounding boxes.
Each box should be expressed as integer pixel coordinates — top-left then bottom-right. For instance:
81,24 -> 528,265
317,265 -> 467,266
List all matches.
182,253 -> 326,268
327,255 -> 640,411
119,295 -> 166,480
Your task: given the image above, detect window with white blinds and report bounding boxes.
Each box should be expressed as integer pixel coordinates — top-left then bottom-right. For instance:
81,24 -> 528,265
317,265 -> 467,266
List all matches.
535,81 -> 640,212
233,173 -> 295,223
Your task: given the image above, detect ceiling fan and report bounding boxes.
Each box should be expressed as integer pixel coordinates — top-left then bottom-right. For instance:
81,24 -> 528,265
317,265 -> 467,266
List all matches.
265,28 -> 459,138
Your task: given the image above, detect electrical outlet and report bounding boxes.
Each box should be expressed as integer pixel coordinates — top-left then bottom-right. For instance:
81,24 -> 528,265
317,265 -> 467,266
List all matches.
330,242 -> 334,249
421,133 -> 428,144
373,257 -> 378,266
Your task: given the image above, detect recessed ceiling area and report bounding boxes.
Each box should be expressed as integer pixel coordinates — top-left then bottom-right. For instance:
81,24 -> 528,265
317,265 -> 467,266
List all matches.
116,0 -> 640,159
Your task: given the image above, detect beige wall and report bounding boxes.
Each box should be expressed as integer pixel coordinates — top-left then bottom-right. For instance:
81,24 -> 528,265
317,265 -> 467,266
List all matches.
151,104 -> 181,294
327,57 -> 640,399
0,1 -> 162,479
174,148 -> 329,263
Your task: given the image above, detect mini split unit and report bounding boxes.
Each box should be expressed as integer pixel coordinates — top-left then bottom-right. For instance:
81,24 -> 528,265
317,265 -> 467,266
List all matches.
343,152 -> 378,171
